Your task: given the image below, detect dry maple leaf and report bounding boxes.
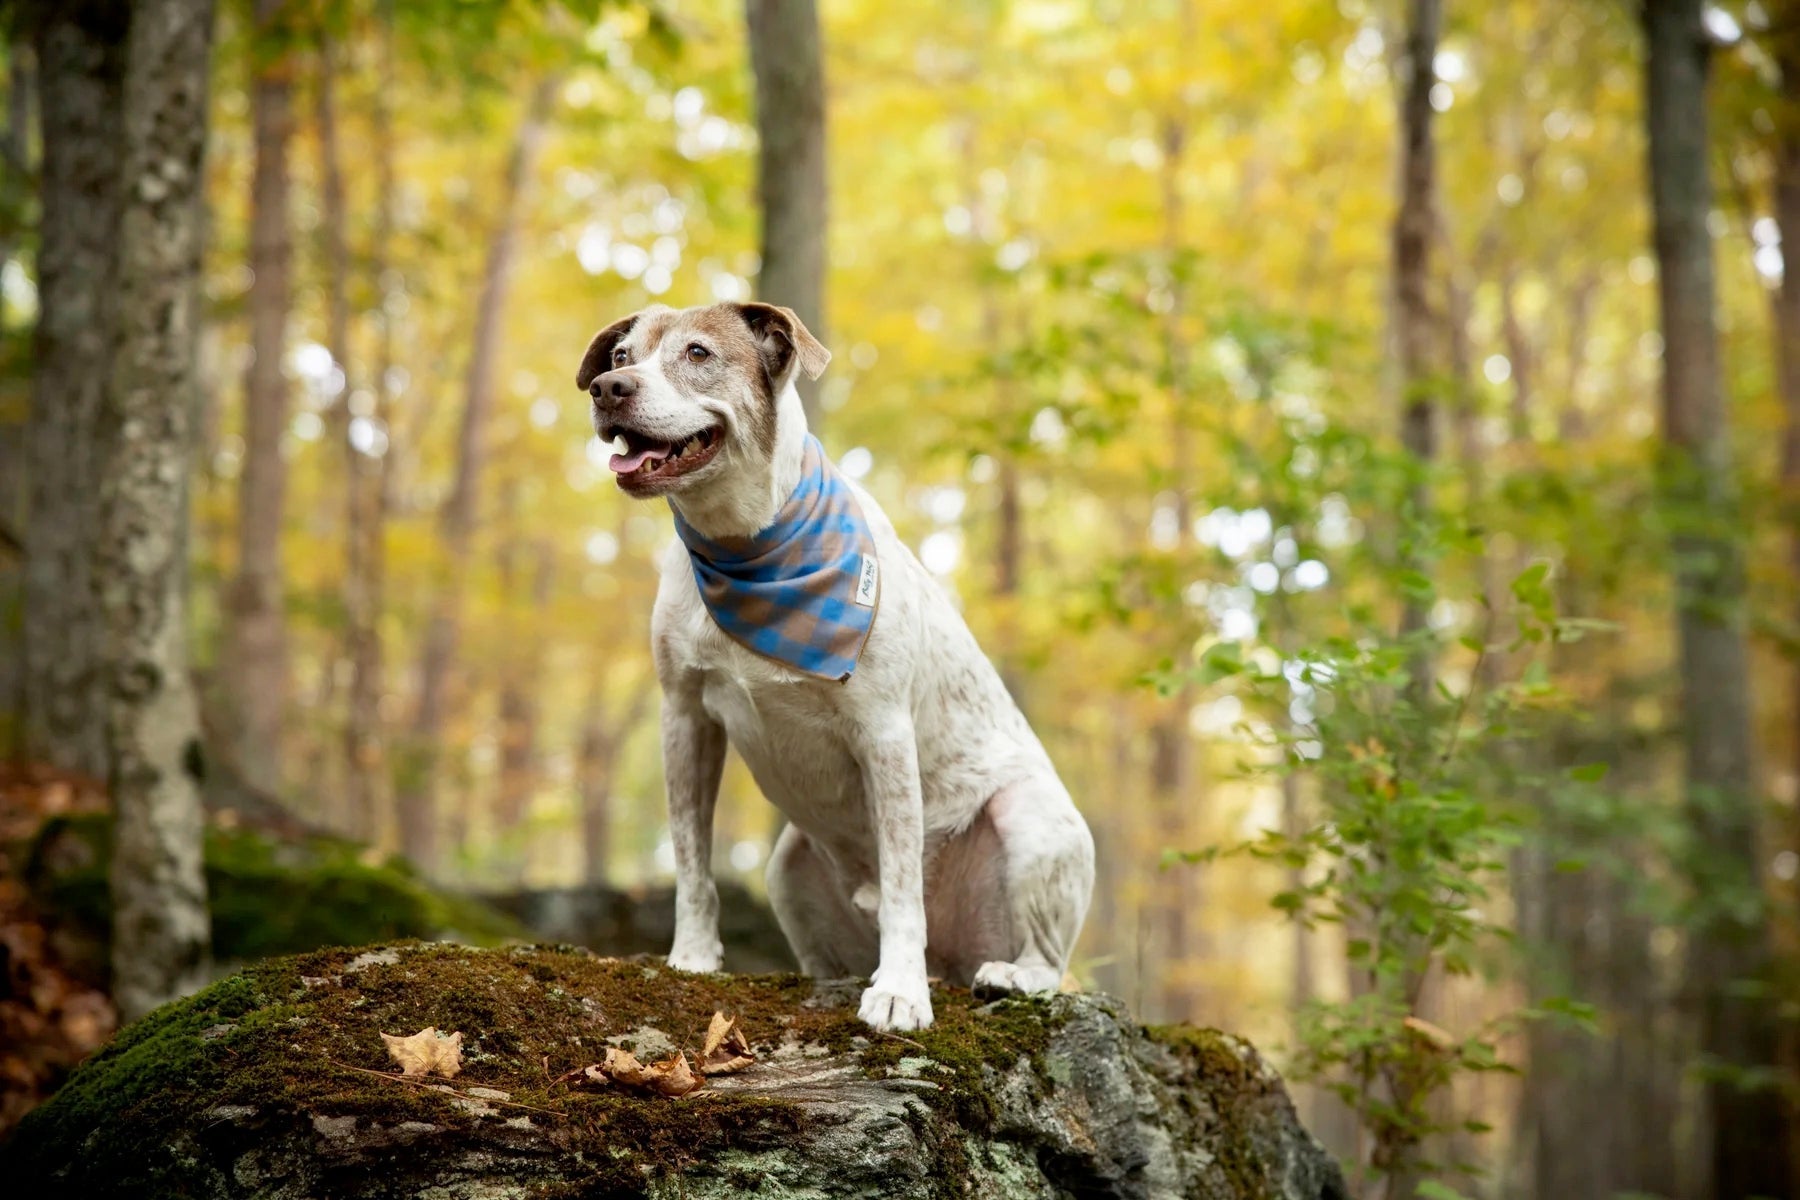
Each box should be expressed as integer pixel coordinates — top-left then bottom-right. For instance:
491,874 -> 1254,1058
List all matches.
698,1011 -> 755,1076
592,1045 -> 703,1097
380,1027 -> 464,1078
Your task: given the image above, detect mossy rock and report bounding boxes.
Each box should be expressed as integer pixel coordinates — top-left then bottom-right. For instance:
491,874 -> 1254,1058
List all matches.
23,814 -> 525,983
1,942 -> 1347,1199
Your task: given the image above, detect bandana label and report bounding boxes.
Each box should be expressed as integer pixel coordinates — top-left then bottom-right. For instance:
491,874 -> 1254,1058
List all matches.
671,436 -> 879,682
854,555 -> 879,607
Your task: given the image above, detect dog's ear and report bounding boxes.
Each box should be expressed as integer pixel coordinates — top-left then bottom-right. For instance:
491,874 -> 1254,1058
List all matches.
576,313 -> 641,392
737,303 -> 830,384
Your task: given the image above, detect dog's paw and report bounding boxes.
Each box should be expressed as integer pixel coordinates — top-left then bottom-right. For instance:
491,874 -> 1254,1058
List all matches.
858,976 -> 934,1032
666,940 -> 723,974
972,960 -> 1063,999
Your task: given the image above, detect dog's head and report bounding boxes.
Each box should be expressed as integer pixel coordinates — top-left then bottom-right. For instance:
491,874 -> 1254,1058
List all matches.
575,302 -> 829,500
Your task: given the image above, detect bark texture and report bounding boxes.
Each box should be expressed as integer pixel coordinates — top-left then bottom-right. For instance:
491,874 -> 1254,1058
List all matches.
396,78 -> 555,870
221,0 -> 295,797
97,0 -> 215,1023
1642,3 -> 1791,1196
1392,0 -> 1441,669
23,0 -> 128,779
746,0 -> 828,428
6,944 -> 1349,1200
0,41 -> 35,741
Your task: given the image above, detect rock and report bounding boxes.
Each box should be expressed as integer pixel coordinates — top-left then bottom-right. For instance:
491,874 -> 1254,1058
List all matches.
21,815 -> 526,987
0,942 -> 1347,1199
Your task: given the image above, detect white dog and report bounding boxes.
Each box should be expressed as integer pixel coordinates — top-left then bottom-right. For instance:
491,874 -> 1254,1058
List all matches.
576,302 -> 1094,1032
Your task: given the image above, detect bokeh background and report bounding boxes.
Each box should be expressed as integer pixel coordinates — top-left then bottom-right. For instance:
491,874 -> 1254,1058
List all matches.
1,1 -> 1797,1197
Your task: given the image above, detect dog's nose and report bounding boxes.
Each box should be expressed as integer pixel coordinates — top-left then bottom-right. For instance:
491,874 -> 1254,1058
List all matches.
592,370 -> 638,403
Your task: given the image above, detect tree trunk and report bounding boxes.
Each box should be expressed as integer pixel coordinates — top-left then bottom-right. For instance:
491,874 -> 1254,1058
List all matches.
1381,7 -> 1440,1195
494,514 -> 553,882
1770,23 -> 1800,1195
1392,0 -> 1441,665
1642,3 -> 1790,1196
99,0 -> 214,1023
578,685 -> 651,887
315,31 -> 373,840
1,40 -> 35,755
396,77 -> 556,870
222,0 -> 294,797
343,4 -> 400,847
745,0 -> 827,428
1152,13 -> 1207,1023
23,0 -> 128,779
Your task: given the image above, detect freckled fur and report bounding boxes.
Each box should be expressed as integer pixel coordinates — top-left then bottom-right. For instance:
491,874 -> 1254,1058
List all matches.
581,302 -> 1095,1032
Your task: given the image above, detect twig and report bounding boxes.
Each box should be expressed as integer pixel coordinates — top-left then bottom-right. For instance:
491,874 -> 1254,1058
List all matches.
324,1057 -> 564,1118
875,1030 -> 930,1053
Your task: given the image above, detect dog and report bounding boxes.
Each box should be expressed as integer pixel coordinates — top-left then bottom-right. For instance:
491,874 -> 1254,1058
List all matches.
575,301 -> 1094,1031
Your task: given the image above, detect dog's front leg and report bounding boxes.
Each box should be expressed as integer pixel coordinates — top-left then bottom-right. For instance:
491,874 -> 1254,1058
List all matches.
854,723 -> 933,1032
662,686 -> 727,973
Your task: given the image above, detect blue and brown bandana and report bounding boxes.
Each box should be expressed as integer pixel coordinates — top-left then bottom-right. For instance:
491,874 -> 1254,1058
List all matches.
671,435 -> 880,681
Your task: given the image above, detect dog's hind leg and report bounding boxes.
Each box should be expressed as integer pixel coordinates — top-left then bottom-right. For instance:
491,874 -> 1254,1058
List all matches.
970,776 -> 1095,996
765,823 -> 878,978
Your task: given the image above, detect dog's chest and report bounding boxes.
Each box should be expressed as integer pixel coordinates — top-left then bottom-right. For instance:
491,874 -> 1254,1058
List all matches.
664,584 -> 867,817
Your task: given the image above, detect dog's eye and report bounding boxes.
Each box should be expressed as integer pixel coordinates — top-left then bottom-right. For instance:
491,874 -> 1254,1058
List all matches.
685,343 -> 710,363
611,348 -> 628,367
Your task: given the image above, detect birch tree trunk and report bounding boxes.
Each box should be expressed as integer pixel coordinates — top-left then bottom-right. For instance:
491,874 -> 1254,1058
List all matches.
396,78 -> 555,870
23,0 -> 128,779
746,0 -> 827,428
1642,3 -> 1790,1195
99,0 -> 214,1022
222,0 -> 294,797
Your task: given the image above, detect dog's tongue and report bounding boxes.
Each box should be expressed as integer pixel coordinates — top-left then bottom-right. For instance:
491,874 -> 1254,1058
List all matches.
609,441 -> 672,474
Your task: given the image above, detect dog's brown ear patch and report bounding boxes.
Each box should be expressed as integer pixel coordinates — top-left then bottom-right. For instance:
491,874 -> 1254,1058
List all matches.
737,303 -> 830,383
576,313 -> 640,392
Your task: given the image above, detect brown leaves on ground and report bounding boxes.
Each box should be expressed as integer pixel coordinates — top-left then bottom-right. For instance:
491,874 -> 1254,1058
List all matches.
698,1010 -> 755,1076
0,764 -> 117,1137
554,1010 -> 756,1099
380,1027 -> 464,1078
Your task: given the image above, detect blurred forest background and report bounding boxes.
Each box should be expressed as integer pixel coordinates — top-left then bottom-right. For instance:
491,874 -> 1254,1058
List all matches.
1,0 -> 1798,1197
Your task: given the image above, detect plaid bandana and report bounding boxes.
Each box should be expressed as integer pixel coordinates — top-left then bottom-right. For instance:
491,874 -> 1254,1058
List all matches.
671,435 -> 880,681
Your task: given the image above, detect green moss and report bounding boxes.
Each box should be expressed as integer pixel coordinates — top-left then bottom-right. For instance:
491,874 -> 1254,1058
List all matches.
23,813 -> 525,977
1145,1024 -> 1285,1200
854,990 -> 1065,1131
4,943 -> 1076,1196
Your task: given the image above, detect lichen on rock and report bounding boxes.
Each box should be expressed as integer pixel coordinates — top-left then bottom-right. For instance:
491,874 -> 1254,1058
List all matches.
1,942 -> 1347,1199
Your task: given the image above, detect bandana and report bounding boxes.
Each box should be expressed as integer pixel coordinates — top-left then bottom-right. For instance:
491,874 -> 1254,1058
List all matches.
671,435 -> 880,681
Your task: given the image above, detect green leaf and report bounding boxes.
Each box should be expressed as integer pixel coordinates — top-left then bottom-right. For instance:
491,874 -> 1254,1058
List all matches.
1567,762 -> 1608,783
1197,641 -> 1245,685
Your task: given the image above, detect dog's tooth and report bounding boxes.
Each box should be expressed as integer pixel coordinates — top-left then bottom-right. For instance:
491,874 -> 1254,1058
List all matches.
610,434 -> 628,456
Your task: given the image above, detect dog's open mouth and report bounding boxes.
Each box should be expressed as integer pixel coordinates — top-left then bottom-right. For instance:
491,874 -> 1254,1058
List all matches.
603,425 -> 725,489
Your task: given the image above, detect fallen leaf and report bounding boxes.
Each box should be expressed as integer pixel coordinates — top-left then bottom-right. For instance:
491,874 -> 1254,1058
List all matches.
648,1050 -> 701,1097
702,1011 -> 733,1059
588,1045 -> 704,1096
698,1011 -> 755,1076
600,1045 -> 656,1087
380,1027 -> 464,1078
